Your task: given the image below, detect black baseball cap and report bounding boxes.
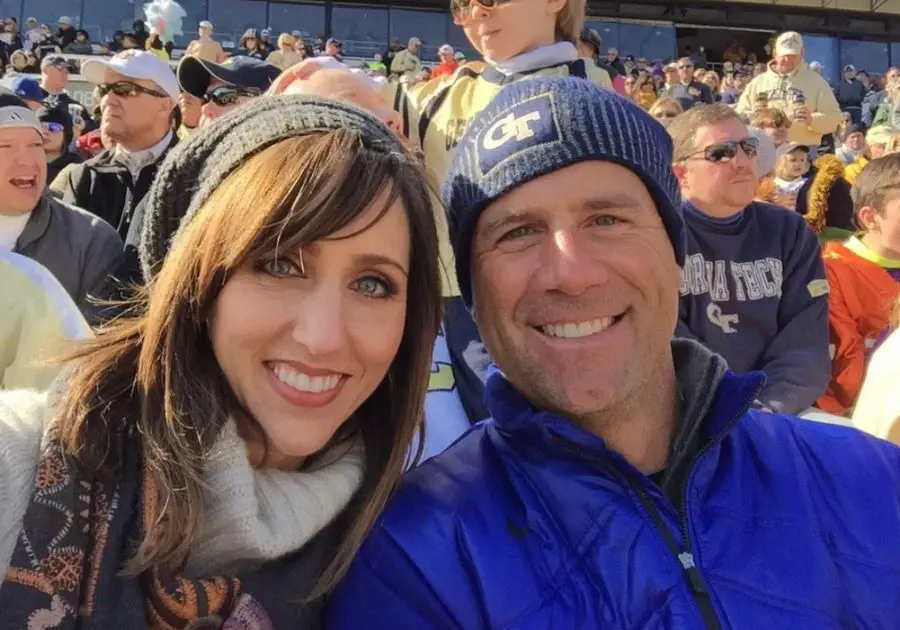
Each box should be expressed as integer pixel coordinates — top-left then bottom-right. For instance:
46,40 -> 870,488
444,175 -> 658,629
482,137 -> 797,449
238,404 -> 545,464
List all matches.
177,55 -> 281,98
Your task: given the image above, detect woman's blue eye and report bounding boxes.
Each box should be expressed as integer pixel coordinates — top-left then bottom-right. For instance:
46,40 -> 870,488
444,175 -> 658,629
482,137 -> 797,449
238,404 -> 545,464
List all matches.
356,276 -> 393,298
260,258 -> 302,277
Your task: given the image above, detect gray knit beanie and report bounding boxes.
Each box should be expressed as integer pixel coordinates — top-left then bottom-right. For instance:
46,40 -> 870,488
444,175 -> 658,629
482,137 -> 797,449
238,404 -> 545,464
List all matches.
139,94 -> 407,279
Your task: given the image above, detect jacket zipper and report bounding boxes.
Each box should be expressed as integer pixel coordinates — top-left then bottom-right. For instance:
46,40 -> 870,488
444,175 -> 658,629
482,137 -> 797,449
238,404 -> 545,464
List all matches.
551,384 -> 760,630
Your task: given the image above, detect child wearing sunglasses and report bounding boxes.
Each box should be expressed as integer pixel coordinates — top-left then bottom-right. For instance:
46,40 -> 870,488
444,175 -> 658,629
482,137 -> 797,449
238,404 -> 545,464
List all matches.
37,104 -> 83,185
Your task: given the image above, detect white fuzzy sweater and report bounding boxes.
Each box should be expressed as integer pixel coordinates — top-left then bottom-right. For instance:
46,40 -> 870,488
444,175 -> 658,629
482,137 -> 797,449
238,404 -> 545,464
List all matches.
0,389 -> 365,585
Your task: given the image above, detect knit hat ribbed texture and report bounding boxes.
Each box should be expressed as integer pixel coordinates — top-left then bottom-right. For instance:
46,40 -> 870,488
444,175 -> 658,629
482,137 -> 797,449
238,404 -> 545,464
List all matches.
441,76 -> 685,308
139,94 -> 407,279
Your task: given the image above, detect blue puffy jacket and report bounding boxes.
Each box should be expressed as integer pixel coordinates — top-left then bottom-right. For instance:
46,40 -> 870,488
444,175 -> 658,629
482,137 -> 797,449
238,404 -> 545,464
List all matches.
326,342 -> 900,629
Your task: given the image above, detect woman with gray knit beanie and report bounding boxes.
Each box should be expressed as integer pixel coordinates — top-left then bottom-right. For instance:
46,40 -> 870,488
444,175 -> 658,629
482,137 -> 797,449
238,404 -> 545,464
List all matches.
0,94 -> 442,628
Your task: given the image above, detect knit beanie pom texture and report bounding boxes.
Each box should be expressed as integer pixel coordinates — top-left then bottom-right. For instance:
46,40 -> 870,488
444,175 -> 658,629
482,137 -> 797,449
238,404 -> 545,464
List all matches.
139,94 -> 408,279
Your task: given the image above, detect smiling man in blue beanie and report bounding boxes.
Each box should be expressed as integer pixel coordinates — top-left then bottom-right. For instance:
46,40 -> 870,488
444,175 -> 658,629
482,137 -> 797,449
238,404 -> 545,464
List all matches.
325,77 -> 900,629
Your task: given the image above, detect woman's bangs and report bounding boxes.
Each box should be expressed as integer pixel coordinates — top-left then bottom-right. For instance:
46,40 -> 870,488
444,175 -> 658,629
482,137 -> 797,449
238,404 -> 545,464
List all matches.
242,134 -> 405,263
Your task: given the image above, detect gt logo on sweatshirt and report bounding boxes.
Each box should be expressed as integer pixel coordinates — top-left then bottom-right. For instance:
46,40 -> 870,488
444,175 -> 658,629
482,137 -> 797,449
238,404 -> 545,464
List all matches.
707,303 -> 740,334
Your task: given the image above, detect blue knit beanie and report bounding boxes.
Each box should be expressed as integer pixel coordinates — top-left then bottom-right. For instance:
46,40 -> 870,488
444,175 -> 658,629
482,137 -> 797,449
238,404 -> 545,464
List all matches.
442,76 -> 685,308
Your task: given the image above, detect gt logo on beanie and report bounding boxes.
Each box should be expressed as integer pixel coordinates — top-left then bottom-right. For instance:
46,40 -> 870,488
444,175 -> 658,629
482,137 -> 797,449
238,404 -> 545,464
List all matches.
478,94 -> 560,173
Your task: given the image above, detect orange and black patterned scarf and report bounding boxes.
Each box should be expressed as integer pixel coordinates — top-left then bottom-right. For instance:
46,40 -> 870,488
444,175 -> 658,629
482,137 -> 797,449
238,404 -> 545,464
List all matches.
0,423 -> 334,629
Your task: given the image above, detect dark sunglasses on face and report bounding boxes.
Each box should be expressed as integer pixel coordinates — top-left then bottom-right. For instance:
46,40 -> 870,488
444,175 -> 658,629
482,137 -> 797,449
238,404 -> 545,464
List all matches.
678,64 -> 693,70
451,0 -> 511,22
202,85 -> 259,106
689,137 -> 759,163
98,81 -> 168,99
654,111 -> 679,119
41,121 -> 64,134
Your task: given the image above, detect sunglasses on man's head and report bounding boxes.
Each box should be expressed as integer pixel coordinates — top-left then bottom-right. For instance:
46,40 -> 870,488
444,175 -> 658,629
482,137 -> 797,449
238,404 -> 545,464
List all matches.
41,121 -> 64,134
451,0 -> 511,22
688,138 -> 759,163
98,81 -> 168,99
202,85 -> 259,107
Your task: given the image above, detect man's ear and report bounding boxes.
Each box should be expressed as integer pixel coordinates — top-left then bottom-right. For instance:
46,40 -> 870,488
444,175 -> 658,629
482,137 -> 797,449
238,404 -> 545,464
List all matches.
856,205 -> 879,232
672,161 -> 688,189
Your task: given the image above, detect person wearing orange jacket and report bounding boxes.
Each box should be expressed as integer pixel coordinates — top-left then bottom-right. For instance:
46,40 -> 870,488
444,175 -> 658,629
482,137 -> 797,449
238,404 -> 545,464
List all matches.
818,154 -> 900,415
430,44 -> 460,80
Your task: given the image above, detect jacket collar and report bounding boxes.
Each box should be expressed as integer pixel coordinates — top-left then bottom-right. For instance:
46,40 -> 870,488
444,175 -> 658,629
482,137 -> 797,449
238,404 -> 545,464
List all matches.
484,339 -> 765,474
17,194 -> 52,252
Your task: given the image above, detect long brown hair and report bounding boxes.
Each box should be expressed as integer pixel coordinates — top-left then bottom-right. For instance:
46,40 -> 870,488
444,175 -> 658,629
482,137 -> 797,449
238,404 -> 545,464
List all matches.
55,131 -> 442,597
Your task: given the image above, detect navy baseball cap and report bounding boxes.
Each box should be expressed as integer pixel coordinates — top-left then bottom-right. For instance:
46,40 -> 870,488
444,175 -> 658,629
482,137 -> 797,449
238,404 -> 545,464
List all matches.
9,76 -> 44,103
177,55 -> 281,98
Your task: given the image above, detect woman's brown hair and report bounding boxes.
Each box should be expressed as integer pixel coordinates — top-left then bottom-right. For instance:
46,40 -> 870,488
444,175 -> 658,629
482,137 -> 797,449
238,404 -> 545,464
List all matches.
55,130 -> 442,598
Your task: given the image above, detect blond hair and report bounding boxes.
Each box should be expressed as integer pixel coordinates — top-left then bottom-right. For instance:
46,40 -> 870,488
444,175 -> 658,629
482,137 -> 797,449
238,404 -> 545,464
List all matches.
558,0 -> 586,44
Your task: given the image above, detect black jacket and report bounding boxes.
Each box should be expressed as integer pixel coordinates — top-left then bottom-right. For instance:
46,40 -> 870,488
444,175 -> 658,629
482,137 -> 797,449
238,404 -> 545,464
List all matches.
46,152 -> 83,186
53,134 -> 178,289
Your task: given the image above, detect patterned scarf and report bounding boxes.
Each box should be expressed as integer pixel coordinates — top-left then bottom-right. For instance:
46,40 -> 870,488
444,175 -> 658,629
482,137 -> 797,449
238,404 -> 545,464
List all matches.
0,412 -> 336,629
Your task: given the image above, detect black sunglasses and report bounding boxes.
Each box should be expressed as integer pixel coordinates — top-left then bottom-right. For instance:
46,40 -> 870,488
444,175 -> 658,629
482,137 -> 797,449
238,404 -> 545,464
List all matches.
451,0 -> 511,22
98,81 -> 168,99
688,138 -> 759,163
202,85 -> 259,107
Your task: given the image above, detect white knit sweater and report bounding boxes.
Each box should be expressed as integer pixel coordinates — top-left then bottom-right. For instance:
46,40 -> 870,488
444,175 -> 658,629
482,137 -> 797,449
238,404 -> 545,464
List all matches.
0,389 -> 365,585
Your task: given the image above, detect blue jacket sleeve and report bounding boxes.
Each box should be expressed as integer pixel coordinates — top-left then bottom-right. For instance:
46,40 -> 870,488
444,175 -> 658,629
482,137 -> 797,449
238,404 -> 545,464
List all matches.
754,221 -> 830,414
862,91 -> 885,127
323,528 -> 467,630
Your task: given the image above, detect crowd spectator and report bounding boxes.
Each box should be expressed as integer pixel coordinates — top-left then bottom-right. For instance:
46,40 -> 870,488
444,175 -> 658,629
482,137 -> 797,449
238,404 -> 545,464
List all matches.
431,44 -> 458,79
648,96 -> 683,126
63,29 -> 93,54
9,76 -> 43,111
605,46 -> 625,75
239,29 -> 267,60
267,33 -> 305,71
0,251 -> 90,391
660,56 -> 713,109
836,64 -> 866,122
145,32 -> 168,61
131,19 -> 149,50
322,37 -> 343,61
737,32 -> 841,153
669,104 -> 830,414
178,55 -> 280,128
259,28 -> 274,55
54,50 -> 180,288
0,93 -> 121,310
390,37 -> 422,78
845,125 -> 898,184
38,103 -> 82,184
863,66 -> 898,126
54,16 -> 76,50
22,17 -> 41,50
836,121 -> 867,165
40,56 -> 91,126
185,20 -> 225,63
819,154 -> 900,417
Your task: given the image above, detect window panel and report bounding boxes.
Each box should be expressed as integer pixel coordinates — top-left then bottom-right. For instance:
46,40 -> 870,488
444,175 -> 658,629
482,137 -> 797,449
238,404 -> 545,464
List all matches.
81,0 -> 138,44
331,5 -> 388,58
618,23 -> 676,62
586,20 -> 620,56
841,39 -> 888,75
0,0 -> 22,24
802,33 -> 840,85
22,0 -> 81,28
208,0 -> 266,50
167,0 -> 209,48
390,9 -> 447,62
268,2 -> 325,41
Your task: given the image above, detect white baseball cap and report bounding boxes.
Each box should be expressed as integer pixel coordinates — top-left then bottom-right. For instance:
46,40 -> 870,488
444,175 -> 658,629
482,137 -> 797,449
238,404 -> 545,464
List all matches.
774,32 -> 803,57
199,20 -> 213,29
81,50 -> 180,101
58,16 -> 73,25
810,61 -> 823,70
438,44 -> 454,55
